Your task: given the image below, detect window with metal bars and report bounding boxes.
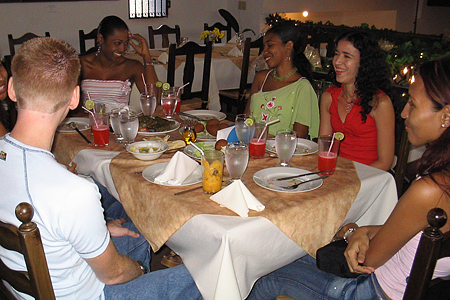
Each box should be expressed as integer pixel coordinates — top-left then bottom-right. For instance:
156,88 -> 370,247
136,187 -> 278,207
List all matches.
129,0 -> 169,19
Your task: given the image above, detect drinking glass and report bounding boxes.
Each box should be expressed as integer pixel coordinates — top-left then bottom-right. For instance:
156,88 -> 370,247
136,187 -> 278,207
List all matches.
89,113 -> 110,147
249,122 -> 267,158
161,88 -> 178,118
140,93 -> 157,117
225,142 -> 249,184
202,150 -> 224,194
235,114 -> 255,145
119,112 -> 139,144
275,130 -> 297,167
110,108 -> 124,143
318,135 -> 341,175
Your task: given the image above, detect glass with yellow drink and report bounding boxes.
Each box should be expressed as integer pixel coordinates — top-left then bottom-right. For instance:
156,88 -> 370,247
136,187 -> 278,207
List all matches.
202,150 -> 224,194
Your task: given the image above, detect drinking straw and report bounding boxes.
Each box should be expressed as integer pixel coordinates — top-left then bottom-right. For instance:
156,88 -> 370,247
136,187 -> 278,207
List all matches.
189,142 -> 205,156
258,119 -> 279,141
327,132 -> 336,155
82,106 -> 99,128
178,82 -> 190,96
141,73 -> 148,95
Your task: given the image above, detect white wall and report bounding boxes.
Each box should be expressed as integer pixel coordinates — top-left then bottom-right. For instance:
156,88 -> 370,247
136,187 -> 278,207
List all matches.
0,0 -> 448,57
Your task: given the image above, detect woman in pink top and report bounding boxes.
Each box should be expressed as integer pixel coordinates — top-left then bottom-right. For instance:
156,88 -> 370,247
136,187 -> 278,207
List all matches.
319,30 -> 395,170
247,56 -> 450,300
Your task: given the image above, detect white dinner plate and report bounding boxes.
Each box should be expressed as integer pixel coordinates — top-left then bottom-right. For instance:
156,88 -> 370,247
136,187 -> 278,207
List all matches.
265,138 -> 318,156
253,167 -> 323,193
57,117 -> 90,133
142,162 -> 202,186
184,142 -> 216,160
179,110 -> 226,121
138,119 -> 181,136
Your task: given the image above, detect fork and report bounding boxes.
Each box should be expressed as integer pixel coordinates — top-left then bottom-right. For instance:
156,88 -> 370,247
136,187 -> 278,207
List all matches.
282,175 -> 328,190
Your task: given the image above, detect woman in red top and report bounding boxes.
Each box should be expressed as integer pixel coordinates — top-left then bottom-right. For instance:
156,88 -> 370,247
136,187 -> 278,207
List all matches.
319,30 -> 395,171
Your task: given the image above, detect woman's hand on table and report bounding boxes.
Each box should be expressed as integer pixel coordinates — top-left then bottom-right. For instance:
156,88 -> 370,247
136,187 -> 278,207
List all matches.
107,218 -> 141,238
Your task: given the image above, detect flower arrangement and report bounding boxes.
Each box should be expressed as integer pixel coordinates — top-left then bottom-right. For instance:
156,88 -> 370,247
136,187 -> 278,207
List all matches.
200,27 -> 225,42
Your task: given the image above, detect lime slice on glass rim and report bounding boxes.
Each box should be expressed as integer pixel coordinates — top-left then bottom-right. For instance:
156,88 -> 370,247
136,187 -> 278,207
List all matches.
334,132 -> 344,141
155,81 -> 163,88
244,118 -> 254,127
162,82 -> 171,91
84,99 -> 95,110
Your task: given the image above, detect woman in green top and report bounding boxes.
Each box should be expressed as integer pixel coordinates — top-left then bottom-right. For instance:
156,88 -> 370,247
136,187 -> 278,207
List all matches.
244,24 -> 319,139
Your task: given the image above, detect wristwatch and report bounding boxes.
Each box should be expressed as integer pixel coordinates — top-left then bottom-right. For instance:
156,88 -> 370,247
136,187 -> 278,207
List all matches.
343,227 -> 357,243
138,261 -> 149,274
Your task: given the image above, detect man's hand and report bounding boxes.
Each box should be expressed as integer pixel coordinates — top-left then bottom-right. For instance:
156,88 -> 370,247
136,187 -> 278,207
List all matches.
107,218 -> 140,238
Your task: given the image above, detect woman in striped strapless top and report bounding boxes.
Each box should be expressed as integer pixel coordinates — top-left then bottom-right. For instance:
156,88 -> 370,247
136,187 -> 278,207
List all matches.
80,15 -> 158,112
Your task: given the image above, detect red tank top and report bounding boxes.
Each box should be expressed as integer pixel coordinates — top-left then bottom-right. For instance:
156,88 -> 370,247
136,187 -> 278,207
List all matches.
327,86 -> 379,165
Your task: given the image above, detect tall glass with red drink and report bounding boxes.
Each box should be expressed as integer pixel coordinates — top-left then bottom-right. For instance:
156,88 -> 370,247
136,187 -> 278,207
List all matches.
249,122 -> 267,158
318,135 -> 340,175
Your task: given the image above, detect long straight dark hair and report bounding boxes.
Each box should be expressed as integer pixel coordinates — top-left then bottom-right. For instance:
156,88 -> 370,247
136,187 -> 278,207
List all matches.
417,55 -> 450,196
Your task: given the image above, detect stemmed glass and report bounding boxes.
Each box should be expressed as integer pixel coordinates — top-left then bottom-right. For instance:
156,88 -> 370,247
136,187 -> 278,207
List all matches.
235,114 -> 255,145
275,130 -> 297,167
110,108 -> 124,143
225,142 -> 249,184
119,112 -> 139,144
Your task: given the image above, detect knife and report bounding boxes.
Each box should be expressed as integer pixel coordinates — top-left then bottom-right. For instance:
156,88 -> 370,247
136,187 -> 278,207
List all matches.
178,112 -> 207,122
273,170 -> 330,181
174,185 -> 202,196
69,122 -> 92,144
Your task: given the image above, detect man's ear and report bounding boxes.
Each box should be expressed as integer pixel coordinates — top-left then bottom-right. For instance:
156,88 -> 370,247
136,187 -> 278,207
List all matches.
68,86 -> 80,110
8,77 -> 17,103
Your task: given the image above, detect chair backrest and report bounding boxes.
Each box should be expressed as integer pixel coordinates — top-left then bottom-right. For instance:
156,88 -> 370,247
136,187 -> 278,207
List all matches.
218,9 -> 240,34
204,22 -> 232,43
0,202 -> 55,300
148,25 -> 181,49
8,32 -> 50,56
403,208 -> 450,300
167,41 -> 212,109
238,37 -> 264,99
79,28 -> 98,55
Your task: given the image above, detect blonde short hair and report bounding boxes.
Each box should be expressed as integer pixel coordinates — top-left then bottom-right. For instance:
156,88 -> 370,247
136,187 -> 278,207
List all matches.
11,37 -> 81,113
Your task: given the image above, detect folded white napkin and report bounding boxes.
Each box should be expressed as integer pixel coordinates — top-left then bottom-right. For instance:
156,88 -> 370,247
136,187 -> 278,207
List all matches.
210,180 -> 265,217
155,151 -> 199,185
216,125 -> 234,141
227,35 -> 237,44
158,52 -> 168,64
227,46 -> 243,57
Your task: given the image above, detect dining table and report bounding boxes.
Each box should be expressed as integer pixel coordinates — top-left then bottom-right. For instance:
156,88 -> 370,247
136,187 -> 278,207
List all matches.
125,42 -> 260,112
53,104 -> 398,300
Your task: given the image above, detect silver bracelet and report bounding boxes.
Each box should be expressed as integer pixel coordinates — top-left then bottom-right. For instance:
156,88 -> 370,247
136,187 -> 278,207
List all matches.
343,227 -> 357,243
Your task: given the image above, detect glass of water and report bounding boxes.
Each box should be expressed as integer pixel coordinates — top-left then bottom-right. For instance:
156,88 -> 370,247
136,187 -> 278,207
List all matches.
119,112 -> 139,144
110,108 -> 124,143
235,114 -> 255,145
225,142 -> 249,184
140,84 -> 157,117
275,130 -> 297,167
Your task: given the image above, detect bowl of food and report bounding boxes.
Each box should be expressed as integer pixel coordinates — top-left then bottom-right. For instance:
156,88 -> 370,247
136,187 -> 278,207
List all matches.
126,141 -> 169,161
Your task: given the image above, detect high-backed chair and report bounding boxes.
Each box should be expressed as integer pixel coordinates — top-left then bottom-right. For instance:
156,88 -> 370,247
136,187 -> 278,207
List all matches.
219,36 -> 264,120
167,41 -> 212,109
218,9 -> 240,34
79,28 -> 98,55
148,25 -> 181,49
8,32 -> 50,56
203,22 -> 231,44
0,202 -> 55,300
403,208 -> 450,300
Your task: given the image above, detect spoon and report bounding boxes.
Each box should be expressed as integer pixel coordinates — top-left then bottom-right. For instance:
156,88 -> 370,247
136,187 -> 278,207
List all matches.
282,175 -> 328,190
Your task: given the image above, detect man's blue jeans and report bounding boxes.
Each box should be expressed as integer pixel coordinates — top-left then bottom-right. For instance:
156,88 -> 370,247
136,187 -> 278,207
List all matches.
246,255 -> 387,300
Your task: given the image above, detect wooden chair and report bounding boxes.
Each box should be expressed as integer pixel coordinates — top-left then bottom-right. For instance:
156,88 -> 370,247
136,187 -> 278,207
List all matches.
8,32 -> 50,56
167,41 -> 212,109
148,25 -> 181,49
79,28 -> 98,55
204,22 -> 232,43
0,202 -> 55,300
403,208 -> 450,300
219,36 -> 264,120
218,9 -> 240,34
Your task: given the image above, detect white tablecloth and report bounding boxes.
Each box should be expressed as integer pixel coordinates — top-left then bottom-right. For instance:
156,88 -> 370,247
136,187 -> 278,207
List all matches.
73,149 -> 398,300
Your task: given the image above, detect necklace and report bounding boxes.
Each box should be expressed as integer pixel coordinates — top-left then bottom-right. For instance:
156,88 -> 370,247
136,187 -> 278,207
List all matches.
272,67 -> 298,81
340,93 -> 357,113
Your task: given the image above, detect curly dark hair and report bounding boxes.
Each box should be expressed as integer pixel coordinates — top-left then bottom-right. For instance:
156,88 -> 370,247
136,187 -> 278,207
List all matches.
266,24 -> 313,83
332,30 -> 392,122
98,15 -> 129,41
417,55 -> 450,195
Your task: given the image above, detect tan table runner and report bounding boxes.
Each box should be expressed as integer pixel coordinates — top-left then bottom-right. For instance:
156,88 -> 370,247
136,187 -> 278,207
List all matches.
110,151 -> 360,256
